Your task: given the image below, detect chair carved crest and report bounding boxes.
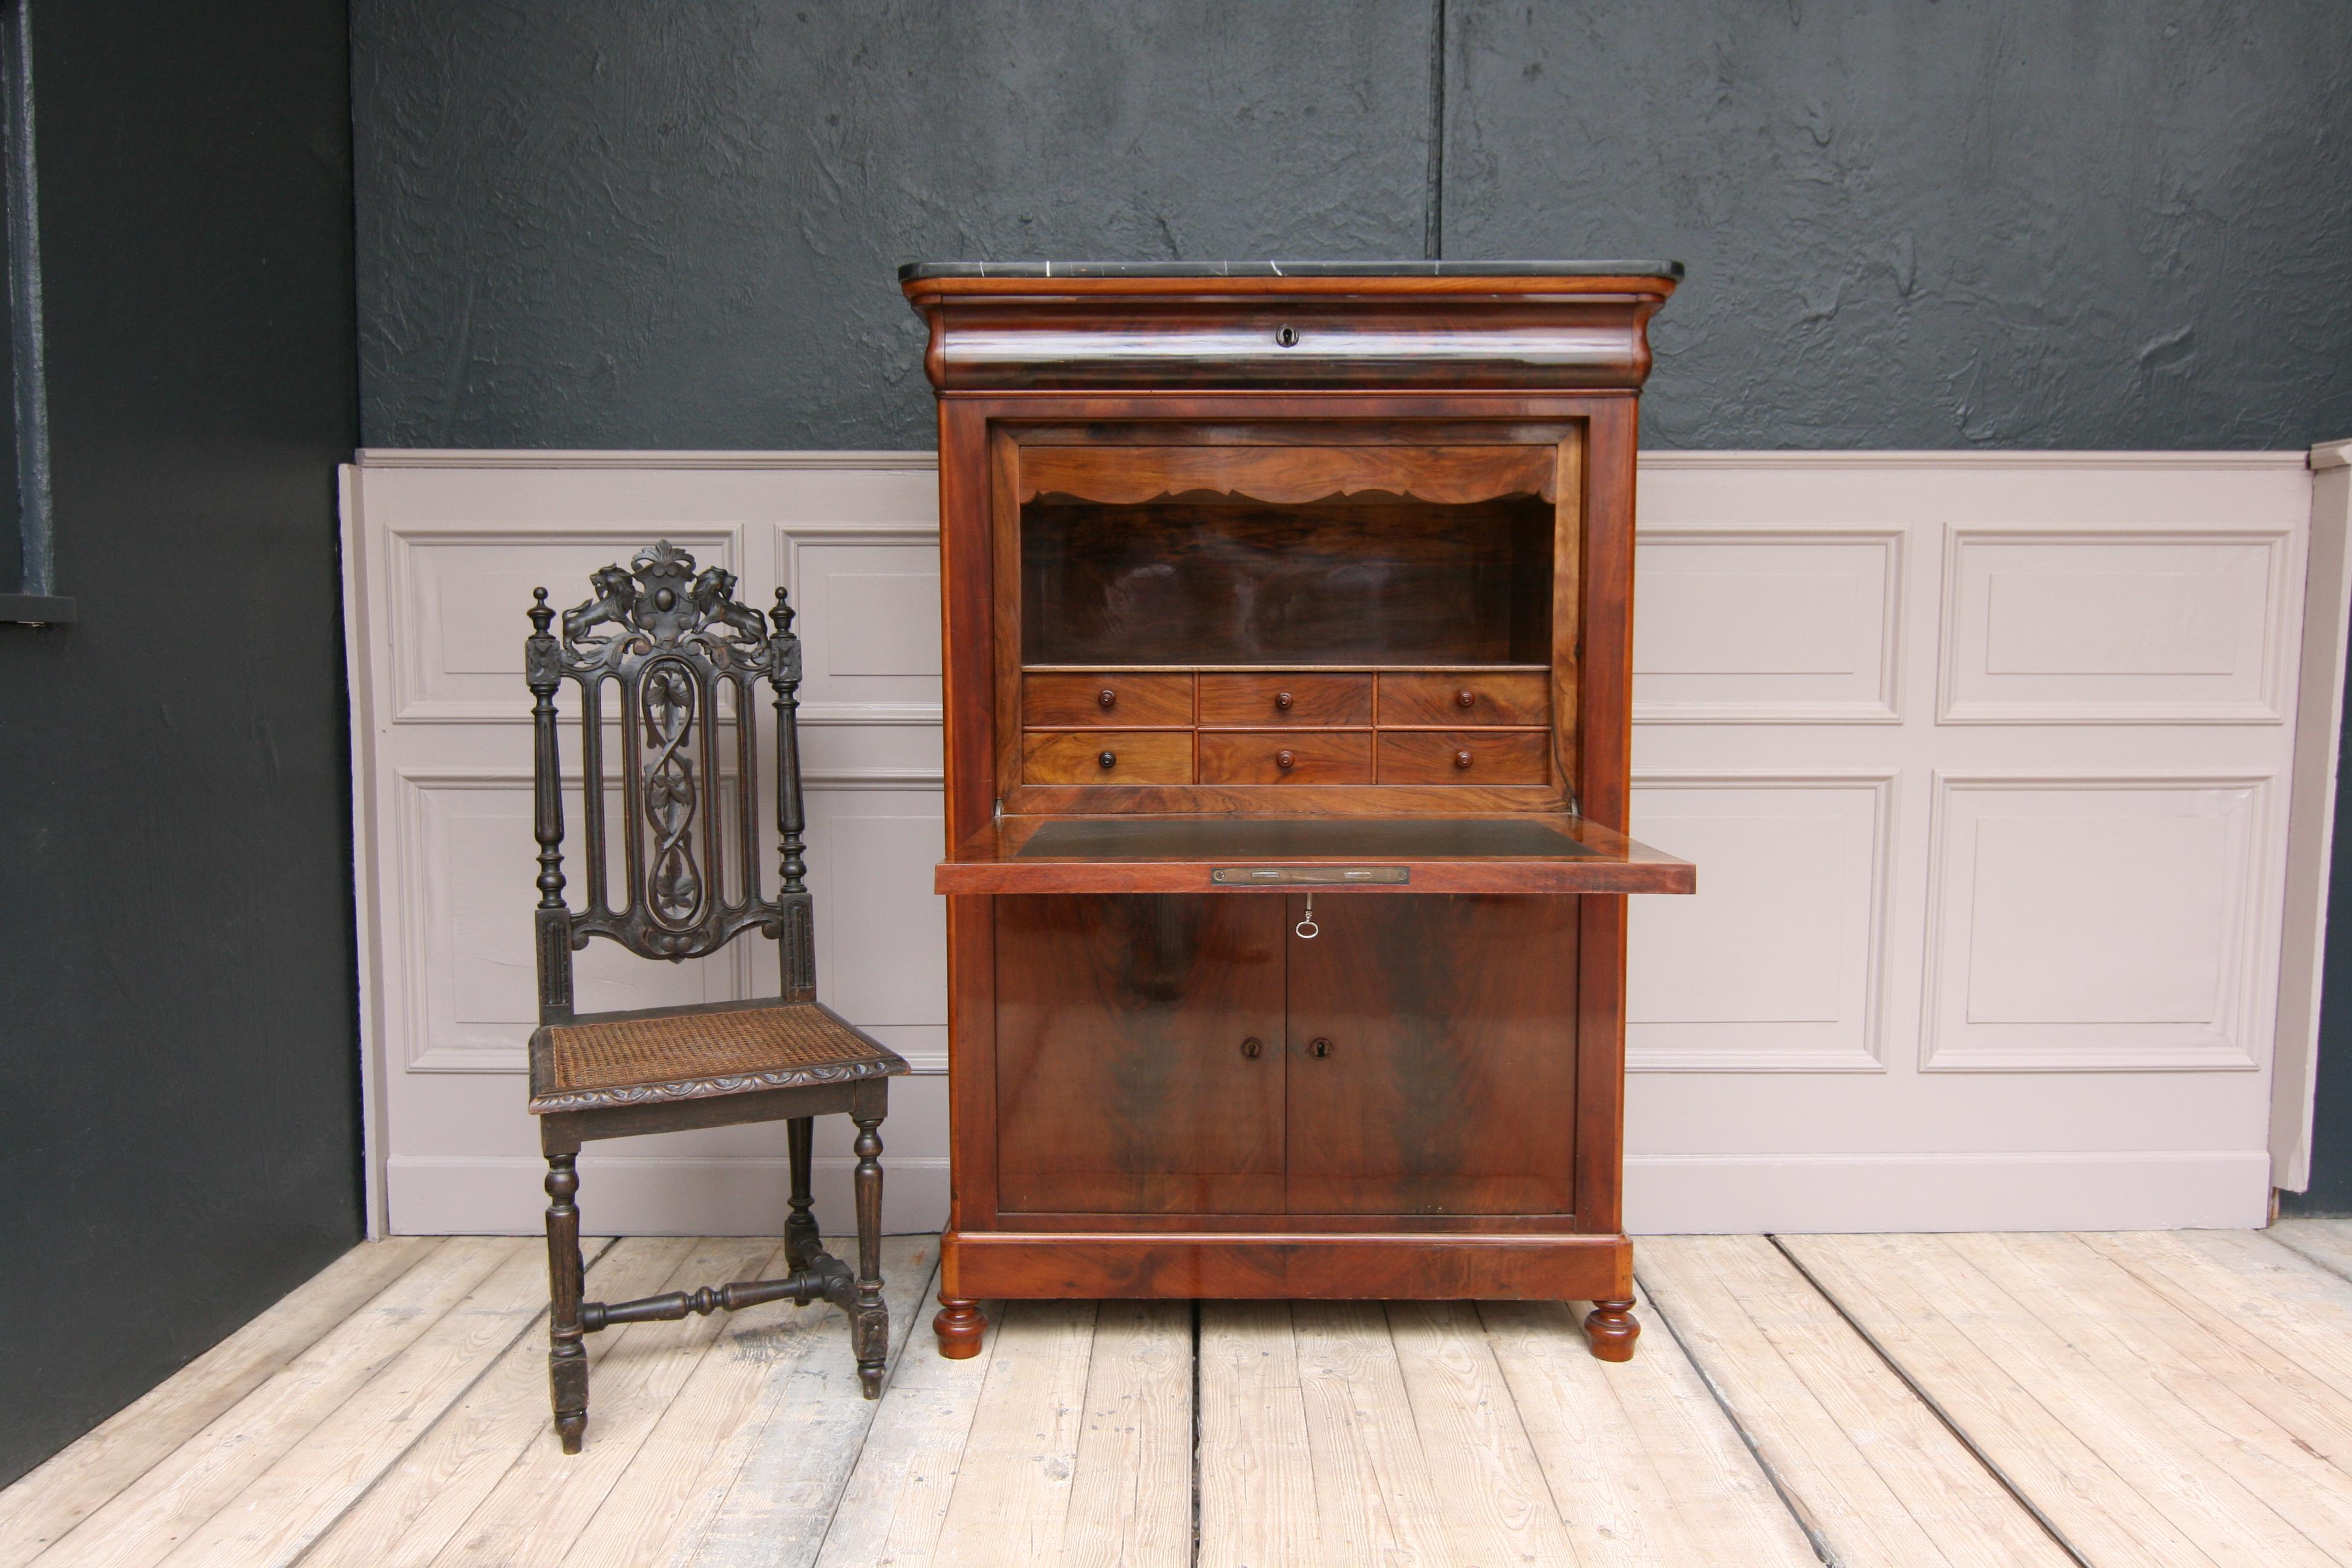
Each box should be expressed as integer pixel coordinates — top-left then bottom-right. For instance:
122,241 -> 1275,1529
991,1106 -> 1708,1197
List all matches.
524,541 -> 815,1023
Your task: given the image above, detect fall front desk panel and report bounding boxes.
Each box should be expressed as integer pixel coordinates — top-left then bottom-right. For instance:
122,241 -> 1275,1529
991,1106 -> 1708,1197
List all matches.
936,812 -> 1694,895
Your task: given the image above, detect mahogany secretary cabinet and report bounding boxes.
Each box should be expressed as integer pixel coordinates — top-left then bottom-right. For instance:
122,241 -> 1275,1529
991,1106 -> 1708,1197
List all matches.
901,260 -> 1693,1361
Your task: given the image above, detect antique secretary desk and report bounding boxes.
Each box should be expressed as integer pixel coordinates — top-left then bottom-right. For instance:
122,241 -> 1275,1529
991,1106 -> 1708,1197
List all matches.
900,261 -> 1693,1361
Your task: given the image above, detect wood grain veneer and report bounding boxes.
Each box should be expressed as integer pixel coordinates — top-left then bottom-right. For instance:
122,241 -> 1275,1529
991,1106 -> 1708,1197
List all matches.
908,267 -> 1684,1363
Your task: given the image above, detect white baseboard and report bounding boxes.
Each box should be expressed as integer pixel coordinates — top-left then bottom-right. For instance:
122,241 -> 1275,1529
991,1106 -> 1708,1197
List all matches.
393,1148 -> 2266,1238
388,1154 -> 951,1236
1626,1150 -> 2272,1233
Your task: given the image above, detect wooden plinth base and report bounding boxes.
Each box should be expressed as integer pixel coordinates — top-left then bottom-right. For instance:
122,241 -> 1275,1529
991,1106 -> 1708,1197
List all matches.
938,1229 -> 1637,1360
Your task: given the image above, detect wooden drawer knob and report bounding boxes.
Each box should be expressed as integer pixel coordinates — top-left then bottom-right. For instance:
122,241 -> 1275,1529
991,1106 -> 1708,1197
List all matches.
1241,1037 -> 1263,1059
1455,688 -> 1477,708
1454,750 -> 1474,769
1275,749 -> 1295,771
1308,1036 -> 1334,1059
1097,688 -> 1117,709
1097,750 -> 1117,770
1275,690 -> 1293,711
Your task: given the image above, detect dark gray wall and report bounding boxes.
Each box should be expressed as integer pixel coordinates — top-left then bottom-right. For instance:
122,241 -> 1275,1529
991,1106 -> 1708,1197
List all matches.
0,0 -> 362,1485
353,0 -> 2352,452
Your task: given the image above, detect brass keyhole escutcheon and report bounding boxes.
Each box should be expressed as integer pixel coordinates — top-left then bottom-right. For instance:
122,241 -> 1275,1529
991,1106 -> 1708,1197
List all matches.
1275,690 -> 1293,711
1097,750 -> 1117,770
1309,1036 -> 1334,1059
1276,749 -> 1296,771
1276,324 -> 1299,347
1454,750 -> 1473,769
1097,688 -> 1117,709
1241,1037 -> 1263,1059
1455,688 -> 1476,707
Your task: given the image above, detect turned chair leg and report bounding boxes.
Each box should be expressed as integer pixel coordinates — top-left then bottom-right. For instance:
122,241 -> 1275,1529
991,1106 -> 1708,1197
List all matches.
934,1295 -> 986,1359
544,1152 -> 589,1451
850,1115 -> 890,1397
1583,1298 -> 1640,1362
785,1116 -> 821,1272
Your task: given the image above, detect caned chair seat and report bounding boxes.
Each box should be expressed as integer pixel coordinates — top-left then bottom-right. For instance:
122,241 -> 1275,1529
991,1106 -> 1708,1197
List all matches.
528,998 -> 905,1114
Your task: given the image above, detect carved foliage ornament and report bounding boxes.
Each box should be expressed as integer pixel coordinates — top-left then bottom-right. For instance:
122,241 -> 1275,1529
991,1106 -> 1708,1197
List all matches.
551,540 -> 780,676
525,542 -> 805,959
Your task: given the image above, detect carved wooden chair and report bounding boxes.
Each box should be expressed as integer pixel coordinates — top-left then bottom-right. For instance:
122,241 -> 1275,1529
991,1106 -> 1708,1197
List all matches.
523,541 -> 907,1452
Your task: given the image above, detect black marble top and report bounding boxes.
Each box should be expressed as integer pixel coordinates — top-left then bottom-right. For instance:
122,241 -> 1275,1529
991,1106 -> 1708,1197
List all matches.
899,259 -> 1684,283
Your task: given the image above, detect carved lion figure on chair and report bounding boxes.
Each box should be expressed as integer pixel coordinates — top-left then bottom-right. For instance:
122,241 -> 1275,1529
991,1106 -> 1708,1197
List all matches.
562,564 -> 639,644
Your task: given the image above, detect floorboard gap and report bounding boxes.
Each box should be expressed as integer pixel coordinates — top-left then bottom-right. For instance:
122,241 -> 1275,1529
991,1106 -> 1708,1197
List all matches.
1632,1270 -> 1841,1567
1763,1235 -> 2094,1568
1189,1298 -> 1203,1568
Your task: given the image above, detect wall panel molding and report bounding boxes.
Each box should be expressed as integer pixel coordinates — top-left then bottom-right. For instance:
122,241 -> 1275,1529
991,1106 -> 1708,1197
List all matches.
1937,524 -> 2293,725
1633,524 -> 1903,724
774,520 -> 944,726
389,524 -> 745,724
1628,770 -> 1895,1072
391,768 -> 755,1073
1919,771 -> 2278,1072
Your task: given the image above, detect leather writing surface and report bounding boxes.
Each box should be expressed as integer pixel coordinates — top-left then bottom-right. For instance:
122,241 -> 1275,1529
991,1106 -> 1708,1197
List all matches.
1016,815 -> 1601,861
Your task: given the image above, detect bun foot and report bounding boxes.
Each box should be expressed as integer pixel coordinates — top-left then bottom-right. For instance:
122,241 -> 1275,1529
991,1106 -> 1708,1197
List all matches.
934,1295 -> 986,1359
1584,1298 -> 1639,1362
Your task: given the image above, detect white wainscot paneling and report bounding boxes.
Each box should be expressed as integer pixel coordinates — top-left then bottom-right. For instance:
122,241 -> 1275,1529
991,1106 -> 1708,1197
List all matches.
1633,527 -> 1902,722
779,524 -> 942,725
1628,774 -> 1893,1071
391,526 -> 743,723
1921,774 -> 2274,1071
395,772 -> 749,1072
803,780 -> 949,1073
350,451 -> 2316,1237
1939,526 -> 2291,723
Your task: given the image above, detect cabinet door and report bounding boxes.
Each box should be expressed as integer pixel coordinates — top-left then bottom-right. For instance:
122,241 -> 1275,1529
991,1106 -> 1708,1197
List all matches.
1285,895 -> 1579,1216
995,894 -> 1287,1214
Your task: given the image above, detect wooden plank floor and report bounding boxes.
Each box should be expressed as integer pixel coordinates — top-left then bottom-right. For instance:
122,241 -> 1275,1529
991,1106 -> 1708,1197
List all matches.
15,1223 -> 2352,1565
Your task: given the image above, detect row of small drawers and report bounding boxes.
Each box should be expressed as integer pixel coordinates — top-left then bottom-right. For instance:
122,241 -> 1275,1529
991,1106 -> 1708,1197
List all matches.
1024,669 -> 1549,730
1025,727 -> 1551,785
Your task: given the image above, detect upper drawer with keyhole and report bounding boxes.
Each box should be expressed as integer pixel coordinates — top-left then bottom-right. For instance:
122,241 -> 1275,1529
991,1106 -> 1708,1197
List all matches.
1024,672 -> 1194,728
1376,670 -> 1549,727
1198,673 -> 1372,728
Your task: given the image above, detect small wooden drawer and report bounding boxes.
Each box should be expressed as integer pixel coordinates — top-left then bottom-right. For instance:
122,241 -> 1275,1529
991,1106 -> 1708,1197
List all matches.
1377,671 -> 1549,727
1377,729 -> 1551,785
1198,673 -> 1373,728
1198,730 -> 1371,785
1024,729 -> 1194,784
1024,672 -> 1194,728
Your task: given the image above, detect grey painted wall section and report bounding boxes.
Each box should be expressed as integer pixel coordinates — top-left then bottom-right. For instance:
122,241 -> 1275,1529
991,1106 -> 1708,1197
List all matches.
353,1 -> 2352,451
353,1 -> 1434,449
1448,2 -> 2352,449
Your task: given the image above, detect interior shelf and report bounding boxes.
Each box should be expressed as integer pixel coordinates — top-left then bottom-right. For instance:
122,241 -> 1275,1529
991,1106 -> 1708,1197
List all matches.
936,814 -> 1695,895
